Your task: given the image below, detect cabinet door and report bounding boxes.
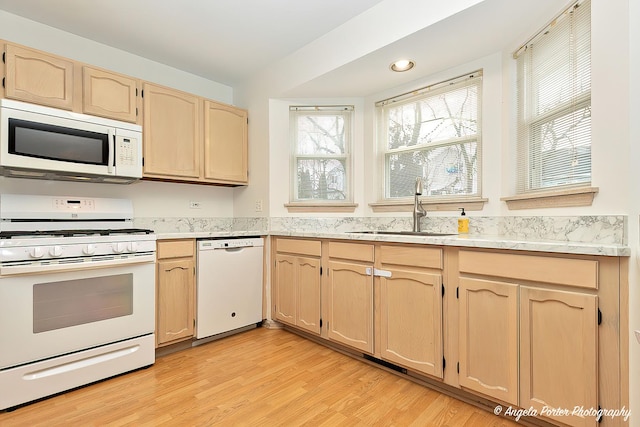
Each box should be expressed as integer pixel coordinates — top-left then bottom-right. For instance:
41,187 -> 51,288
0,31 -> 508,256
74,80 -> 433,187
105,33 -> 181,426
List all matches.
327,260 -> 373,353
156,258 -> 195,346
4,44 -> 74,110
274,254 -> 297,325
459,277 -> 518,405
520,287 -> 598,427
380,269 -> 443,378
142,83 -> 201,179
297,256 -> 321,334
203,100 -> 248,184
82,66 -> 137,122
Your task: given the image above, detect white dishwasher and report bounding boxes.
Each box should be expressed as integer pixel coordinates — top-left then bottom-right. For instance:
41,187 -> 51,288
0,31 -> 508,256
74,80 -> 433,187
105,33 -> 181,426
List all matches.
196,237 -> 264,339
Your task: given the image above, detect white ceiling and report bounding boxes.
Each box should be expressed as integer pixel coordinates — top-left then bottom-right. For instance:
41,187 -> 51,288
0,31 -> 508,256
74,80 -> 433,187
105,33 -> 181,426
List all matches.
284,0 -> 564,98
0,0 -> 564,97
0,0 -> 386,86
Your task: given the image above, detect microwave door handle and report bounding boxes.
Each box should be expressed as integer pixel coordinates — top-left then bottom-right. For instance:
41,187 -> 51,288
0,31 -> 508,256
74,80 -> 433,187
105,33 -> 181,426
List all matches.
107,129 -> 115,174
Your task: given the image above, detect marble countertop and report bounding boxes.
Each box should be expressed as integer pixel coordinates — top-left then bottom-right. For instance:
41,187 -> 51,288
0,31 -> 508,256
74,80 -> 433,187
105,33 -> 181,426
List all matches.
155,230 -> 630,257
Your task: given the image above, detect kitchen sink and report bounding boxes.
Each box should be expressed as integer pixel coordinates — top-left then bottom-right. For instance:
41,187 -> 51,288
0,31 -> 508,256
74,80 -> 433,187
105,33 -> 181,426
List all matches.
349,230 -> 457,237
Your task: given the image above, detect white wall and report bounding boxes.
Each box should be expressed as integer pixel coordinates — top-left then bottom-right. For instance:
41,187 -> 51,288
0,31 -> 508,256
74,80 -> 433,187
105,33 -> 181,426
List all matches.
362,53 -> 503,218
0,177 -> 234,217
0,10 -> 236,218
232,85 -> 270,218
627,0 -> 640,420
0,11 -> 232,102
245,0 -> 633,219
233,0 -> 488,219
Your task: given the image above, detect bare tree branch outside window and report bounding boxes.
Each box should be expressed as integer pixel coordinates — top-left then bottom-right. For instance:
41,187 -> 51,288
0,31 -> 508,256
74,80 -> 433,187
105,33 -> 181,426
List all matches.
380,74 -> 481,199
290,107 -> 352,202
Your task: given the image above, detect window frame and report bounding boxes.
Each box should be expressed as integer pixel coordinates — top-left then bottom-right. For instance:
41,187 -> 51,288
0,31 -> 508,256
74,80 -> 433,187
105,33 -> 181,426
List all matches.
508,0 -> 595,208
376,72 -> 483,206
288,105 -> 354,208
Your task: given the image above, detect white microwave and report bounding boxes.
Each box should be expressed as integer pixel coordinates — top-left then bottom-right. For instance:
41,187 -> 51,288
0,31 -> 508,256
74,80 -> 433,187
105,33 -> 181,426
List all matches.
0,99 -> 142,184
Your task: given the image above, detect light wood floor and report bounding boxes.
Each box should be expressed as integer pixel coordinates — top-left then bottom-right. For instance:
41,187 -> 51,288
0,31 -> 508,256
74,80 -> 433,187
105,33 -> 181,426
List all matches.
0,328 -> 520,426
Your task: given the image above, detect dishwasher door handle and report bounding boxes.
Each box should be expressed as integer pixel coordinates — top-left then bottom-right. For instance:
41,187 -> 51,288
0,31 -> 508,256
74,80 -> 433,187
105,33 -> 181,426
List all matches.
218,247 -> 247,253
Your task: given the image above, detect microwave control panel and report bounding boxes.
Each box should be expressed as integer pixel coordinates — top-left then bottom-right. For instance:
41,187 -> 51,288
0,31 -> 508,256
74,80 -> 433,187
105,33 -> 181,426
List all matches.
116,136 -> 138,166
113,130 -> 142,178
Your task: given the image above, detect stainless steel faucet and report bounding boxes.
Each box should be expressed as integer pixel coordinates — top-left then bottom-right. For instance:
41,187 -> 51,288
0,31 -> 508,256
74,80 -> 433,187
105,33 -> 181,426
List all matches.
412,177 -> 426,232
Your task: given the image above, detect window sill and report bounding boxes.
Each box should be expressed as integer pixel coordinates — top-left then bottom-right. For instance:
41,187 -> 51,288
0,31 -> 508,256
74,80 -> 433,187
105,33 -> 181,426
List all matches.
284,202 -> 358,213
369,198 -> 487,213
501,186 -> 598,210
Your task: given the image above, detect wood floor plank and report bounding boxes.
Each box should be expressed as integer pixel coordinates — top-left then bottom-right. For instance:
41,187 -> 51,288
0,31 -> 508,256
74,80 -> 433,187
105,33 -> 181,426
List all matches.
0,328 -> 521,426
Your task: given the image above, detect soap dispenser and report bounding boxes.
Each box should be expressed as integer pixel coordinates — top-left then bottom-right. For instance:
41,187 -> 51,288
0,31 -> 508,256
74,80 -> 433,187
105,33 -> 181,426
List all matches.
458,208 -> 469,234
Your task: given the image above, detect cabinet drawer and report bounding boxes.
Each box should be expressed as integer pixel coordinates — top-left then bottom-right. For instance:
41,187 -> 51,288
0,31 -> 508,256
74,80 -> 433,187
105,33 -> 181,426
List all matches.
459,250 -> 598,289
276,238 -> 321,257
378,245 -> 442,269
328,241 -> 374,263
157,239 -> 195,259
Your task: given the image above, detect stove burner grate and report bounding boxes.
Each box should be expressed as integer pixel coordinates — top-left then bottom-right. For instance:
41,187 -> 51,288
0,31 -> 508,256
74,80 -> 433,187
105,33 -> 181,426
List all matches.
0,228 -> 154,239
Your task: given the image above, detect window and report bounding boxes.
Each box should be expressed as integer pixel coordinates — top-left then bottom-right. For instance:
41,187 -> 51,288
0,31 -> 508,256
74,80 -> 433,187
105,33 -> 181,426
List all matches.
377,72 -> 482,202
515,0 -> 591,193
289,106 -> 353,204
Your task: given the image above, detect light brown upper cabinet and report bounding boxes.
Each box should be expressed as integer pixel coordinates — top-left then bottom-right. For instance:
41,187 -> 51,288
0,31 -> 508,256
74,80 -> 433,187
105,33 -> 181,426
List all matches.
142,83 -> 249,186
142,82 -> 201,180
82,66 -> 138,122
2,41 -> 248,187
3,43 -> 75,110
203,100 -> 248,185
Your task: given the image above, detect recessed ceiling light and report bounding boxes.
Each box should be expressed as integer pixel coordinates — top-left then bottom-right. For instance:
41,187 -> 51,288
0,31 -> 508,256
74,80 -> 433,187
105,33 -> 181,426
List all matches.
390,59 -> 415,72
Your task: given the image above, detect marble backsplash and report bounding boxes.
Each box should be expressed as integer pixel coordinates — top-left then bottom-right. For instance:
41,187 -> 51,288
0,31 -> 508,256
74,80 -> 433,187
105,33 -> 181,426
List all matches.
134,217 -> 269,234
135,215 -> 626,245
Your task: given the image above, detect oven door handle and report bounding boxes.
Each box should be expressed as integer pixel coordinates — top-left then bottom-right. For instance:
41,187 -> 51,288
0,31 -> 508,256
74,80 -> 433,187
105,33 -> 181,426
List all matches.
0,254 -> 156,276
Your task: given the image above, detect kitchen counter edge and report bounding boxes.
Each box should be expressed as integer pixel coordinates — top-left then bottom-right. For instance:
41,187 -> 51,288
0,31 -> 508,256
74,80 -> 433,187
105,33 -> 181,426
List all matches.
154,231 -> 629,257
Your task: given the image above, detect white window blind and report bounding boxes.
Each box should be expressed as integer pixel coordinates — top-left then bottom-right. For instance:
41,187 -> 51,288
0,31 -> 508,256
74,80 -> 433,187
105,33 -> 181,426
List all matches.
377,72 -> 482,200
290,106 -> 353,202
515,0 -> 591,193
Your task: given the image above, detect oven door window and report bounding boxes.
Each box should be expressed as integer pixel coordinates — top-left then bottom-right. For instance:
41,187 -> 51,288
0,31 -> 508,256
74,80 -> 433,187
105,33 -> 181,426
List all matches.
33,274 -> 133,333
9,118 -> 109,166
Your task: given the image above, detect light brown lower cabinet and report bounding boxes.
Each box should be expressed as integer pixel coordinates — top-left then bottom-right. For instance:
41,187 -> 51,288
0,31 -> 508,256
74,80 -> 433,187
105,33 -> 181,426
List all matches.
378,244 -> 444,379
274,253 -> 321,334
326,241 -> 375,354
270,239 -> 625,427
273,238 -> 322,335
380,268 -> 443,377
326,258 -> 374,353
156,239 -> 196,347
458,250 -> 607,427
520,286 -> 598,427
458,277 -> 519,405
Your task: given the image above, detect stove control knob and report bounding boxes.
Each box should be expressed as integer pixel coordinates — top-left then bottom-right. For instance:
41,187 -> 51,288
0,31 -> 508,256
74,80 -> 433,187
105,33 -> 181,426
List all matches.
29,247 -> 44,259
49,246 -> 63,257
83,244 -> 96,255
114,242 -> 127,254
127,242 -> 138,252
